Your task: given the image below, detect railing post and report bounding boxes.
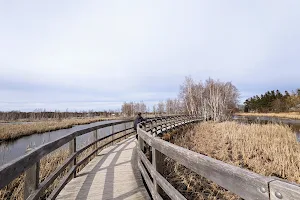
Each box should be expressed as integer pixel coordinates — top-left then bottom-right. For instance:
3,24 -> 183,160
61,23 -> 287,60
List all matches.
152,129 -> 164,197
94,129 -> 98,152
138,124 -> 145,153
149,120 -> 153,134
111,125 -> 114,145
148,121 -> 153,162
24,148 -> 40,199
124,123 -> 127,139
69,138 -> 76,178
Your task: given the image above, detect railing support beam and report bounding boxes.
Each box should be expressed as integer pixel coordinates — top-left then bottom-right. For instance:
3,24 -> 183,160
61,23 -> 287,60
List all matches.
152,147 -> 164,196
94,130 -> 98,151
24,160 -> 40,199
69,138 -> 76,178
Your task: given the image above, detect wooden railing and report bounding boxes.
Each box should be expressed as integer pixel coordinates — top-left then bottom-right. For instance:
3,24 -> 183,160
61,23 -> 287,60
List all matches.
137,116 -> 300,200
0,119 -> 137,200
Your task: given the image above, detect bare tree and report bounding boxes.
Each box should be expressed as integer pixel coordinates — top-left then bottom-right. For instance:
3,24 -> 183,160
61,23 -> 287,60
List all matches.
179,77 -> 239,121
157,101 -> 165,114
121,101 -> 148,117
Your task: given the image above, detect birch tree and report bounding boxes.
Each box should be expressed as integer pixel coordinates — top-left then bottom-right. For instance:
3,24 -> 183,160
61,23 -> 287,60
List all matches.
180,77 -> 239,121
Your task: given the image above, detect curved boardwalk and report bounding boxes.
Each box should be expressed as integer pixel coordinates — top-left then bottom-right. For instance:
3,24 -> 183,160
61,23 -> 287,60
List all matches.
56,136 -> 150,200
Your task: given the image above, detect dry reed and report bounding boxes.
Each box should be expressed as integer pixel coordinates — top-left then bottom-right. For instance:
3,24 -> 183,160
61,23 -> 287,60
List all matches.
0,148 -> 69,200
163,122 -> 300,199
0,117 -> 114,141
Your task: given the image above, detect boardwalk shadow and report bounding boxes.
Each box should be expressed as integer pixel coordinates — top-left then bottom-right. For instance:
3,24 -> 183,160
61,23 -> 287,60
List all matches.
73,137 -> 149,200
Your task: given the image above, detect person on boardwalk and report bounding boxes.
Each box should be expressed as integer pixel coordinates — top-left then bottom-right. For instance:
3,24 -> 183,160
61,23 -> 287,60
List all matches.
134,112 -> 145,139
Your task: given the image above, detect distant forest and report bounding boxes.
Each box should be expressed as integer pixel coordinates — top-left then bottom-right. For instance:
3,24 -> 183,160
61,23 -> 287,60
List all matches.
244,89 -> 300,113
0,110 -> 118,121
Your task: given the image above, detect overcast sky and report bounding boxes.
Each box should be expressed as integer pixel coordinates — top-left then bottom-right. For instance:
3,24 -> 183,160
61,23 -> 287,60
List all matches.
1,1 -> 299,111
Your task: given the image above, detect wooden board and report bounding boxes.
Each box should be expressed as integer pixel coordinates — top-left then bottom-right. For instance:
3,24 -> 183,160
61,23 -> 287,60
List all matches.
56,136 -> 150,200
270,180 -> 300,200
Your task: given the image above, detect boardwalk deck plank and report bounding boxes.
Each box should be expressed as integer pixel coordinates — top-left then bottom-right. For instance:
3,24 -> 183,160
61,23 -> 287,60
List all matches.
56,136 -> 150,200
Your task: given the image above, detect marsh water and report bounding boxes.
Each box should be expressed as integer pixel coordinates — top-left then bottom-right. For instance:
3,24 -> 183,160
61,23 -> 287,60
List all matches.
0,120 -> 132,166
233,115 -> 300,142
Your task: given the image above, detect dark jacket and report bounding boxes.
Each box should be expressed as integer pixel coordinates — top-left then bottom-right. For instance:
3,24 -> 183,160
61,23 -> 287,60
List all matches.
134,116 -> 145,130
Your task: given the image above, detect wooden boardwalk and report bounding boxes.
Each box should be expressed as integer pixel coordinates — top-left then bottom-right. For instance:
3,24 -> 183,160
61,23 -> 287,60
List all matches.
56,136 -> 150,200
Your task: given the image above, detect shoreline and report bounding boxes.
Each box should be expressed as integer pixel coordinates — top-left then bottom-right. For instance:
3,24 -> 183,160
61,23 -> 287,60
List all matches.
0,117 -> 121,142
235,112 -> 300,120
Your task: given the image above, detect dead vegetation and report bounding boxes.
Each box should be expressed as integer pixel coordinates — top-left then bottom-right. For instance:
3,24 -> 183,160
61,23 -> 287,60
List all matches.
162,122 -> 300,199
0,148 -> 69,200
0,117 -> 114,141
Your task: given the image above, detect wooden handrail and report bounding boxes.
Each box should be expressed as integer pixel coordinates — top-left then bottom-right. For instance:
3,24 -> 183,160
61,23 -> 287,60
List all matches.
137,116 -> 300,200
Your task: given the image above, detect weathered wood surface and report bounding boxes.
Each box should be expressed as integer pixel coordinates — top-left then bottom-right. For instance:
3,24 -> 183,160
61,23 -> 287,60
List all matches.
138,148 -> 185,200
24,161 -> 40,199
69,138 -> 77,178
137,160 -> 163,200
47,130 -> 136,199
56,136 -> 150,200
27,153 -> 77,200
269,180 -> 300,200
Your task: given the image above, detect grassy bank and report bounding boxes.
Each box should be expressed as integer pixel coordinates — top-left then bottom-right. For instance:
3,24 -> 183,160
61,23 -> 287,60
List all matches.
236,112 -> 300,120
0,117 -> 116,141
163,122 -> 300,199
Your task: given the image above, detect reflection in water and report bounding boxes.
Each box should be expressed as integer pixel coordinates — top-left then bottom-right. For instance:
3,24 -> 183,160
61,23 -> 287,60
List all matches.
0,120 -> 132,166
297,132 -> 300,142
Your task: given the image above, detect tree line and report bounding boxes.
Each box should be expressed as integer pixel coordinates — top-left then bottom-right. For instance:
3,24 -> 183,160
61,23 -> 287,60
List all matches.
0,109 -> 118,121
244,89 -> 300,113
121,102 -> 148,117
121,77 -> 240,121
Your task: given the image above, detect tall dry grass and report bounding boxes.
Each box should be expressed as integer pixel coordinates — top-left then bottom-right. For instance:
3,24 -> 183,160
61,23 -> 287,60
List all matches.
0,111 -> 117,122
163,122 -> 300,199
0,148 -> 69,200
236,112 -> 300,120
0,117 -> 114,141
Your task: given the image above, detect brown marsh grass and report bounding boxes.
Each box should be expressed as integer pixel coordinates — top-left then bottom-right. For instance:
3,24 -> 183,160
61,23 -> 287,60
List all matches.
0,117 -> 114,141
0,134 -> 110,200
236,112 -> 300,120
0,148 -> 69,200
163,122 -> 300,199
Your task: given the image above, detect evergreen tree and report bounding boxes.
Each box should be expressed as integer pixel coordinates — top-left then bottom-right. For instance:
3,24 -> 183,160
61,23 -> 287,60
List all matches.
243,89 -> 300,112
